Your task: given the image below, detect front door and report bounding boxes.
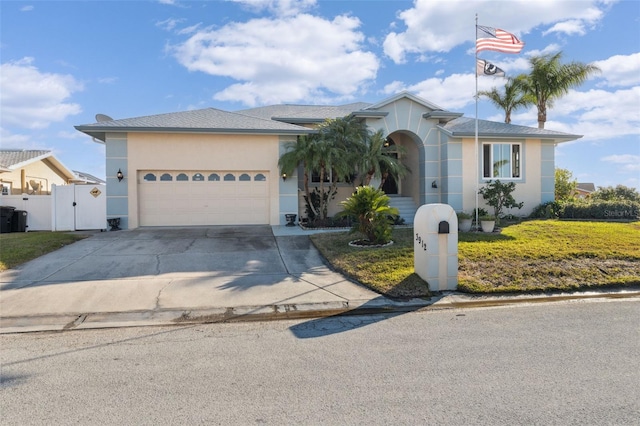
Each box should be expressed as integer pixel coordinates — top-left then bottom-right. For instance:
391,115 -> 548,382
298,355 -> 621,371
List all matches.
381,173 -> 398,195
381,137 -> 399,195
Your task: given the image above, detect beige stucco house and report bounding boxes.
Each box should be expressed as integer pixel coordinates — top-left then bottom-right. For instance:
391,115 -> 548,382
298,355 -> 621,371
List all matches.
0,150 -> 78,195
75,92 -> 581,229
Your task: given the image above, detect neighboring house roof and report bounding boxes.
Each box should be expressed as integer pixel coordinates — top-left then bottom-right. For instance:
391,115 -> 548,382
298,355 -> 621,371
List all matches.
0,149 -> 77,181
75,107 -> 316,142
0,149 -> 51,169
576,183 -> 596,193
73,170 -> 106,184
439,117 -> 582,142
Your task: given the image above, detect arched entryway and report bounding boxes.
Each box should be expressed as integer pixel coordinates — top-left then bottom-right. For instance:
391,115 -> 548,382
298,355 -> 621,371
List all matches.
382,130 -> 421,203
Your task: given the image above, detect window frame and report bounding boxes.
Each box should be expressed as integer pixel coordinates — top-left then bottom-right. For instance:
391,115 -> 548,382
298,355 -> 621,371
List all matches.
482,142 -> 522,180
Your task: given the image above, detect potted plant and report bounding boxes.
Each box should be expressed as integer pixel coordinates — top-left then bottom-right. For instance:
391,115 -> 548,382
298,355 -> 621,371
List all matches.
457,212 -> 473,232
479,215 -> 496,233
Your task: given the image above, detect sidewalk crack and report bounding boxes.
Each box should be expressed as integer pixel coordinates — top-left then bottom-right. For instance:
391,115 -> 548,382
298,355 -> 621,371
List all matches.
154,280 -> 174,311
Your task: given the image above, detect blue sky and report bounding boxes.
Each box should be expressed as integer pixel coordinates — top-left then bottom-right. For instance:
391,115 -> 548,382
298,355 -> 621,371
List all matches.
1,0 -> 639,190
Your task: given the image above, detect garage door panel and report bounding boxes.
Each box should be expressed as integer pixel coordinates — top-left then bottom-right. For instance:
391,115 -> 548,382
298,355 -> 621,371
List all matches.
138,171 -> 270,226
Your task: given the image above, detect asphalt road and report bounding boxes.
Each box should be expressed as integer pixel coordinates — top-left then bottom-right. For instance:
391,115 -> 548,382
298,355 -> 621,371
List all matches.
1,300 -> 639,425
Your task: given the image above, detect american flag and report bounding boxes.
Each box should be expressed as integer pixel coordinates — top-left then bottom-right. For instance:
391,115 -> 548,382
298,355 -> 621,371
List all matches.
476,25 -> 524,54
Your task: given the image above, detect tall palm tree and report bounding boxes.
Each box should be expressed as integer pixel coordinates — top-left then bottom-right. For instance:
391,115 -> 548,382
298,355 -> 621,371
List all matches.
518,52 -> 600,128
358,130 -> 409,188
479,77 -> 532,124
278,134 -> 320,217
314,117 -> 364,219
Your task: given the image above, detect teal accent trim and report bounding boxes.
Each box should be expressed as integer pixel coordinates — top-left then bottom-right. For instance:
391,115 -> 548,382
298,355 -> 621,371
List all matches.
425,194 -> 440,204
540,177 -> 556,195
425,145 -> 439,160
106,177 -> 127,196
541,160 -> 555,178
447,142 -> 462,159
445,194 -> 463,211
106,159 -> 128,184
541,143 -> 555,161
447,160 -> 463,177
447,177 -> 463,194
107,197 -> 128,216
106,138 -> 127,157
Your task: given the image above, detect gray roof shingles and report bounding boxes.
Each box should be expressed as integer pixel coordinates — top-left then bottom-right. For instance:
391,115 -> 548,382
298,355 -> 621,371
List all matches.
237,102 -> 372,121
441,117 -> 582,140
75,107 -> 315,137
0,150 -> 50,169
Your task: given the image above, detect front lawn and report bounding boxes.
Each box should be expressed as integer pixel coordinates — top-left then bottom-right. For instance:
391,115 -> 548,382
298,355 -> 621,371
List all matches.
310,220 -> 640,298
0,232 -> 87,271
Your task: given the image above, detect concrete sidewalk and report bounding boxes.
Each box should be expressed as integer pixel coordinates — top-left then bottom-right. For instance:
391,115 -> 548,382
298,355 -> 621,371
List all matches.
1,225 -> 638,333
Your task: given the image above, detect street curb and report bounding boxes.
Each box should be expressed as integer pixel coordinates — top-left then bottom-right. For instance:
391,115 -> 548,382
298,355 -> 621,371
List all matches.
1,291 -> 639,334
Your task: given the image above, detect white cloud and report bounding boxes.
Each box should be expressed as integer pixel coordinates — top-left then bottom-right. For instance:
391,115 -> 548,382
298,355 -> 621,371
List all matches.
170,14 -> 378,106
156,18 -> 186,32
20,5 -> 34,12
230,0 -> 317,17
0,57 -> 83,129
592,52 -> 640,88
0,127 -> 30,147
601,154 -> 640,173
388,72 -> 505,110
383,0 -> 610,64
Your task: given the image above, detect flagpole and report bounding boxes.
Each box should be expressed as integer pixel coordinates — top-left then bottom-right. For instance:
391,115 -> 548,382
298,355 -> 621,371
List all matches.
474,13 -> 479,230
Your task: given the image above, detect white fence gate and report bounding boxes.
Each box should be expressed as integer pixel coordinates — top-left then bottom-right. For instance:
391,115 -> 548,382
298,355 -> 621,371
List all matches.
52,184 -> 106,231
0,184 -> 106,231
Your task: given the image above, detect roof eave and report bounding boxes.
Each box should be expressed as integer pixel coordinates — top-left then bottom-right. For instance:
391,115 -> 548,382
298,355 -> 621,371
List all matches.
76,126 -> 315,139
350,111 -> 389,119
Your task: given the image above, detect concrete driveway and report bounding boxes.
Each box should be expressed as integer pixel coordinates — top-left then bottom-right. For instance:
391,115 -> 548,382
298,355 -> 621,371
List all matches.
0,226 -> 399,332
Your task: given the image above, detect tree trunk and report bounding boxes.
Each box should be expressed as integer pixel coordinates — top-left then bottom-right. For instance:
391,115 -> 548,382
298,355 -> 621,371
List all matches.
319,165 -> 326,220
537,103 -> 546,129
303,169 -> 318,217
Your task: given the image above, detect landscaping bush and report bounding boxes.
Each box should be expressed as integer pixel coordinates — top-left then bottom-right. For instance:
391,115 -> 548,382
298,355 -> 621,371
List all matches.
560,200 -> 639,220
530,201 -> 562,219
338,186 -> 399,244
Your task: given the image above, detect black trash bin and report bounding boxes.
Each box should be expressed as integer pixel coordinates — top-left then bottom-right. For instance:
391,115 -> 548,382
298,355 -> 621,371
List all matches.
11,210 -> 27,232
0,206 -> 15,234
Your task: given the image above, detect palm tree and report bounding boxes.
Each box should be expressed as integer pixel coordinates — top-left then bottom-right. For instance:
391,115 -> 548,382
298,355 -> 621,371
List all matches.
313,116 -> 365,220
478,77 -> 532,124
358,130 -> 409,187
278,134 -> 320,217
518,52 -> 600,128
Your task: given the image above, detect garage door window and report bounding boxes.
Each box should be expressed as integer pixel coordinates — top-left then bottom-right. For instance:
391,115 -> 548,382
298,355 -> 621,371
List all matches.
160,173 -> 173,181
255,174 -> 266,181
193,173 -> 204,181
208,173 -> 220,181
143,173 -> 157,181
239,173 -> 251,181
176,173 -> 188,181
224,173 -> 235,181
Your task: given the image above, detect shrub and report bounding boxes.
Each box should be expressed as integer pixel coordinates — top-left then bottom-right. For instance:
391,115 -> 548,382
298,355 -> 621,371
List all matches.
338,186 -> 399,244
530,201 -> 562,219
478,180 -> 524,224
559,200 -> 639,220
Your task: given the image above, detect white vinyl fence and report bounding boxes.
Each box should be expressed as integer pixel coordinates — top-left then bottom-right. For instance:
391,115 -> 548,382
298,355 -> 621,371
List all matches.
0,184 -> 106,231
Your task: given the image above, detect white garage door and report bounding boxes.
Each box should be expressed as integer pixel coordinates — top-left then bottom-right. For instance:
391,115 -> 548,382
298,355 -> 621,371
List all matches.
138,171 -> 269,226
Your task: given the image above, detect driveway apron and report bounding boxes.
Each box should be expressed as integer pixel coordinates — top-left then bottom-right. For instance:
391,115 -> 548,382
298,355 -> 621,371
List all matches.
0,226 -> 380,324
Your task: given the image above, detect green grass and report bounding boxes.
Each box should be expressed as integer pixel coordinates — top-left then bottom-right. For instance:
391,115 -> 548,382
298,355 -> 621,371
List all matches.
311,220 -> 640,298
0,232 -> 87,271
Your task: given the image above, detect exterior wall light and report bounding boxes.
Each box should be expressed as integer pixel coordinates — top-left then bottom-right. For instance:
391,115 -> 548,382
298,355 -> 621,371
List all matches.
431,180 -> 438,188
281,173 -> 287,181
117,169 -> 124,182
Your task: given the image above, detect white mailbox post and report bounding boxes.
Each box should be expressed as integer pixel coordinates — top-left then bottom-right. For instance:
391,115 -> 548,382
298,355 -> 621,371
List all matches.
414,204 -> 458,291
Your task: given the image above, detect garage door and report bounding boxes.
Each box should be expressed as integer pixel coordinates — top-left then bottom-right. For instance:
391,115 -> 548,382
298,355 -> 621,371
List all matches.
138,171 -> 269,226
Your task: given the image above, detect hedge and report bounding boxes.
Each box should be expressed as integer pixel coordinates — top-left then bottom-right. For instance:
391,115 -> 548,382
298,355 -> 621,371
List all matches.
530,200 -> 639,220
